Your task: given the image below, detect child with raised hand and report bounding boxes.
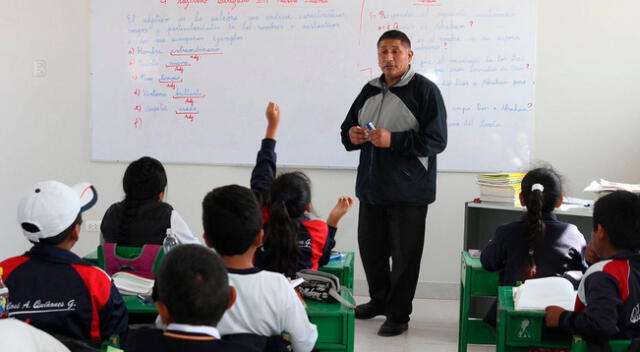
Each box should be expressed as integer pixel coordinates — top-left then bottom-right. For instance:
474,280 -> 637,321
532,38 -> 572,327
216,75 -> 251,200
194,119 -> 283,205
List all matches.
545,191 -> 640,343
480,167 -> 587,326
101,156 -> 200,246
251,102 -> 353,278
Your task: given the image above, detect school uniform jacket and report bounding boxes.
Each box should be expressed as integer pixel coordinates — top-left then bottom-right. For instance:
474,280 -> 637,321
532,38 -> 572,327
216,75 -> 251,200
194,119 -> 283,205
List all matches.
559,251 -> 640,343
125,324 -> 255,352
251,138 -> 336,271
0,245 -> 128,342
340,66 -> 447,206
481,213 -> 588,286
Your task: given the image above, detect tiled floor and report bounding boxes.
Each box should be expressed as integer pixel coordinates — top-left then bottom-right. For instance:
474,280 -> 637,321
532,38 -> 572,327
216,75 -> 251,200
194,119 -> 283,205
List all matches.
354,296 -> 494,352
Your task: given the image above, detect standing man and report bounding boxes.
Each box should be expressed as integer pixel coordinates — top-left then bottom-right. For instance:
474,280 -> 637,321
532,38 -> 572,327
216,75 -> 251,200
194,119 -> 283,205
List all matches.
340,30 -> 447,336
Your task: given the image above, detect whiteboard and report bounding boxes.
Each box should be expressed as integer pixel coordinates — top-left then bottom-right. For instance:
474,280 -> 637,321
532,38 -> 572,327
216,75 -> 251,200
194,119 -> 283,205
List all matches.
91,0 -> 536,172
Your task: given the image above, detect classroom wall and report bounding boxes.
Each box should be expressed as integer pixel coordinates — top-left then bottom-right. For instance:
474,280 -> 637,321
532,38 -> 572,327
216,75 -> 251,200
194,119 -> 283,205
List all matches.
1,1 -> 639,299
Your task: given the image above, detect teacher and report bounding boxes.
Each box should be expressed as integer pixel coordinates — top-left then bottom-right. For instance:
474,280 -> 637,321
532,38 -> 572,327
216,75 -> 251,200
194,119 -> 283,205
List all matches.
340,30 -> 447,336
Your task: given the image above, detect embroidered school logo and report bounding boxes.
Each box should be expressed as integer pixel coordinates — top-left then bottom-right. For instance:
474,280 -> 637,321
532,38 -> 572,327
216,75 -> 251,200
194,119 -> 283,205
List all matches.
631,304 -> 640,323
517,319 -> 532,339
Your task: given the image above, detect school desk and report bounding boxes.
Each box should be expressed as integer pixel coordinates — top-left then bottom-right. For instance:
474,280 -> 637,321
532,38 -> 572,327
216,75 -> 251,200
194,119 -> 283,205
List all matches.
123,292 -> 355,352
458,250 -> 500,352
497,286 -> 571,351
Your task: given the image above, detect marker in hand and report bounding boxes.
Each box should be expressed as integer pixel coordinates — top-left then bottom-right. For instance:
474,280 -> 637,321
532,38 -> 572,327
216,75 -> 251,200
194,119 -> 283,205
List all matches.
364,122 -> 375,138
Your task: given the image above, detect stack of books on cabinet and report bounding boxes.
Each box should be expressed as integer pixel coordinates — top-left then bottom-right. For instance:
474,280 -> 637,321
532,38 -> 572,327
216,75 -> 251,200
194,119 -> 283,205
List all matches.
476,173 -> 525,205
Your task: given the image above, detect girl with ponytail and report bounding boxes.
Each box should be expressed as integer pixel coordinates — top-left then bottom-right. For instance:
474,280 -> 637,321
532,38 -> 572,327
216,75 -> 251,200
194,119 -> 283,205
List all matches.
480,166 -> 588,327
101,156 -> 200,247
252,102 -> 353,278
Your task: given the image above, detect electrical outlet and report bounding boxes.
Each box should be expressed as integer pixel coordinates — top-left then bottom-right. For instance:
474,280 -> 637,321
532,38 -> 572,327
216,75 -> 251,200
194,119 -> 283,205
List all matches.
33,60 -> 47,77
86,221 -> 101,232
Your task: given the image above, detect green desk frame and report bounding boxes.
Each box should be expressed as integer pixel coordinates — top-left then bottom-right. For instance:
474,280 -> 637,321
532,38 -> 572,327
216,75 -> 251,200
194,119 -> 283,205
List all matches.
320,252 -> 354,291
123,292 -> 354,352
497,286 -> 571,351
459,251 -> 500,352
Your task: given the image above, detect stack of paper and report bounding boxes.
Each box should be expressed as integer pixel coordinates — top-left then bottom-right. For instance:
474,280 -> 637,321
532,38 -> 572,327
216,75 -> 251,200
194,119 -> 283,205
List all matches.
513,277 -> 576,311
476,173 -> 525,204
584,179 -> 640,194
112,272 -> 154,296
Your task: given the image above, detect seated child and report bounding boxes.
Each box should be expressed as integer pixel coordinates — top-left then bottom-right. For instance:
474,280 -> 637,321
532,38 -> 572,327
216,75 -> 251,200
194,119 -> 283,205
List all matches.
100,156 -> 200,246
545,190 -> 640,343
202,184 -> 318,352
125,244 -> 252,352
0,318 -> 70,352
481,167 -> 587,326
0,181 -> 128,344
251,102 -> 353,278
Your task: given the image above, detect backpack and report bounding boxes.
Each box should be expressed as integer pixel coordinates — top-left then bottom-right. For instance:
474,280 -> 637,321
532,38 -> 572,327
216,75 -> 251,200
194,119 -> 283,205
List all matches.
295,269 -> 355,309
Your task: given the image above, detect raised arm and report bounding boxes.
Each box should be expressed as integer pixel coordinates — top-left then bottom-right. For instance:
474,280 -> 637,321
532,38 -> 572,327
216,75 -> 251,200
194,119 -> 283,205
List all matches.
250,102 -> 280,204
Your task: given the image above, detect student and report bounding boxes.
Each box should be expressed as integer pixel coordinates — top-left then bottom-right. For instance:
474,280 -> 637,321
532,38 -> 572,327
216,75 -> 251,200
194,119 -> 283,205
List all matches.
203,184 -> 318,352
0,319 -> 71,352
251,102 -> 353,278
481,167 -> 587,326
125,244 -> 252,352
0,181 -> 128,345
100,156 -> 200,246
545,191 -> 640,343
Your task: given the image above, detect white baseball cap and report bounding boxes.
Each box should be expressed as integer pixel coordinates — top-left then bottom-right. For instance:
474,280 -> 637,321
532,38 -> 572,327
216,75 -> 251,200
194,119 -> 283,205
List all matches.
17,181 -> 98,243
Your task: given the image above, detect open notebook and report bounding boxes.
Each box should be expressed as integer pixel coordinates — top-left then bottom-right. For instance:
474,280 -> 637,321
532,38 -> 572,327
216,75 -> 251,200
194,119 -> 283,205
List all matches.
513,277 -> 577,311
112,272 -> 154,296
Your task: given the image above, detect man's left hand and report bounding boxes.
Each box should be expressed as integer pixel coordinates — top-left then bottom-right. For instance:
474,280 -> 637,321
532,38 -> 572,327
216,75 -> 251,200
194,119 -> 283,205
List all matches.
369,128 -> 391,148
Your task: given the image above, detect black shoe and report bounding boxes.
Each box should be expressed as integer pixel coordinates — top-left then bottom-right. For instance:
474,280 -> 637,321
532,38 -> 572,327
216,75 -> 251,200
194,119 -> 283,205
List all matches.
377,319 -> 409,337
355,302 -> 384,320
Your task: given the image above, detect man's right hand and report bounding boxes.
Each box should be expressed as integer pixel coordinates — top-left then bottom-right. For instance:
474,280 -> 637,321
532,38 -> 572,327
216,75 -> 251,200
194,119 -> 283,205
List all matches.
349,126 -> 369,145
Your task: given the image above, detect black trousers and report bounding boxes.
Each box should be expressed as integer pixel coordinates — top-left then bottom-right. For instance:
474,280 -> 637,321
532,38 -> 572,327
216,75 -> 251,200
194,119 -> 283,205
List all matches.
358,202 -> 429,324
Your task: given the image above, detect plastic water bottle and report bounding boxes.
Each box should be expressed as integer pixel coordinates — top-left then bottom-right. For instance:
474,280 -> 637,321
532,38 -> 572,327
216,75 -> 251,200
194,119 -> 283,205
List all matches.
163,228 -> 179,253
0,267 -> 9,319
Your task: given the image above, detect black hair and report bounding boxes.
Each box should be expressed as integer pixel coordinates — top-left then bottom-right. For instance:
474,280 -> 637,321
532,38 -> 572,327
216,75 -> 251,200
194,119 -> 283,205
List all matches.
156,244 -> 229,326
202,185 -> 262,256
377,30 -> 411,48
593,191 -> 640,250
25,214 -> 82,246
118,156 -> 167,241
520,167 -> 563,277
262,171 -> 311,278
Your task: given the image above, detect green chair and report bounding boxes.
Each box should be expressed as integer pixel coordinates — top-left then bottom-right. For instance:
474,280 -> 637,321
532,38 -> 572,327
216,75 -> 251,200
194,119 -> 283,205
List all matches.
97,244 -> 165,278
458,251 -> 500,352
571,336 -> 636,352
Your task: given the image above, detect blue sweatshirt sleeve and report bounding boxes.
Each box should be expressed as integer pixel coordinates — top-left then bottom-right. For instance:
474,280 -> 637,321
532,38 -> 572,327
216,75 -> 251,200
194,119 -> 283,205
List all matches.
481,225 -> 508,272
99,282 -> 129,341
250,138 -> 277,204
559,272 -> 621,343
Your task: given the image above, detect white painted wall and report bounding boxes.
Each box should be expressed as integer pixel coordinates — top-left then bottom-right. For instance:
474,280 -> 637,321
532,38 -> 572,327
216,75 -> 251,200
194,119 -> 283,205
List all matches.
1,1 -> 639,299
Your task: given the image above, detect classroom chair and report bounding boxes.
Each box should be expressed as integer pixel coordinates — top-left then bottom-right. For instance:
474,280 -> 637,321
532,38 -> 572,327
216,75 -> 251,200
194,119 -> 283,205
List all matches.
458,251 -> 500,352
571,336 -> 639,352
97,244 -> 165,279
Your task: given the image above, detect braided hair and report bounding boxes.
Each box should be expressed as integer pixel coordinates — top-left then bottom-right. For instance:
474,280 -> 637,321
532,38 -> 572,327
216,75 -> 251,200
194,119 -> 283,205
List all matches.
118,156 -> 167,241
262,171 -> 311,278
520,167 -> 562,278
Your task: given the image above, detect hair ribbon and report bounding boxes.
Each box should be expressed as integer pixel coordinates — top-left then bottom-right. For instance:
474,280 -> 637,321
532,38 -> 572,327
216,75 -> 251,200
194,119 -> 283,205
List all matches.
531,183 -> 544,192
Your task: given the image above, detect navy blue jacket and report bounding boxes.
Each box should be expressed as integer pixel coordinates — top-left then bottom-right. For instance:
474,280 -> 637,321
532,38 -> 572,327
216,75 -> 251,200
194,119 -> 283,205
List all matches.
340,68 -> 447,206
0,245 -> 128,342
251,138 -> 336,272
481,213 -> 588,286
125,328 -> 256,352
560,251 -> 640,343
